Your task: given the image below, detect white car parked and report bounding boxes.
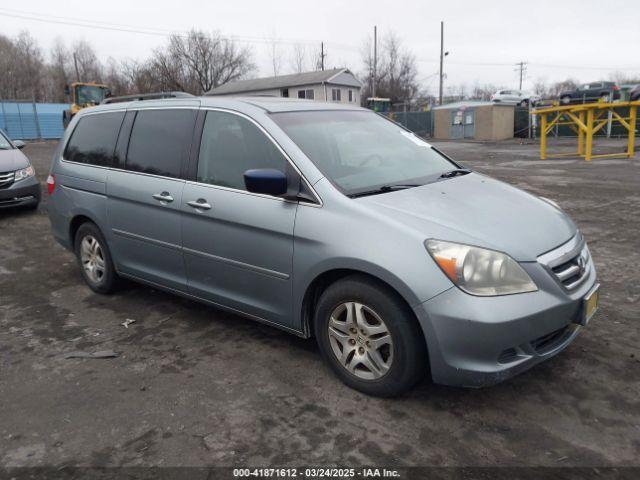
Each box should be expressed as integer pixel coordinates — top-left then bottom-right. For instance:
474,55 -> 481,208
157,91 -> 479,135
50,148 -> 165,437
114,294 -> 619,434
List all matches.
491,90 -> 540,106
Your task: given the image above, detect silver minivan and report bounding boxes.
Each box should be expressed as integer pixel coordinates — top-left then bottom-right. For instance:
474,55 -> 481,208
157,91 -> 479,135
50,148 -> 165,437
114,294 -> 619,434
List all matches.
47,96 -> 599,396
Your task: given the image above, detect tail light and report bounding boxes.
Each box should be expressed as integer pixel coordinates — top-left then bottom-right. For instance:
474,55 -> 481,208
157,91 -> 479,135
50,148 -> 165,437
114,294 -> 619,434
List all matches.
46,174 -> 56,195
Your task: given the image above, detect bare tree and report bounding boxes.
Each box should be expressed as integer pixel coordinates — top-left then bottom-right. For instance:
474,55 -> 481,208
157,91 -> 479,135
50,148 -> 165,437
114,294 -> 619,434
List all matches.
70,40 -> 103,82
608,71 -> 640,85
0,31 -> 45,101
360,32 -> 419,105
547,78 -> 579,97
290,43 -> 306,73
152,30 -> 255,94
469,82 -> 500,101
266,34 -> 282,76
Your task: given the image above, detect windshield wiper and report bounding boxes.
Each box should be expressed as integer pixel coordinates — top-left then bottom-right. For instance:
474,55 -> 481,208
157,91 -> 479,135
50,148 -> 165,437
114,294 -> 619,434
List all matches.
439,168 -> 471,179
348,184 -> 422,198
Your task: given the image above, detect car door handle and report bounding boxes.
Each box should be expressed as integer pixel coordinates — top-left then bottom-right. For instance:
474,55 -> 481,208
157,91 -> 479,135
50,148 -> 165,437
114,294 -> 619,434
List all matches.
152,192 -> 174,203
187,199 -> 212,210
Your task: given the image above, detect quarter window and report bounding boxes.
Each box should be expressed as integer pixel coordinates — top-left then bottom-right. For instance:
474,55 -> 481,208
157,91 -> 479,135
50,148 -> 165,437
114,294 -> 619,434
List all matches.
64,112 -> 124,166
197,111 -> 287,191
125,109 -> 195,178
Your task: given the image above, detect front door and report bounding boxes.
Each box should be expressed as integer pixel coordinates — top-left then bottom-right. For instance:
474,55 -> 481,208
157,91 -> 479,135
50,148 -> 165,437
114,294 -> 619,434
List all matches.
107,108 -> 197,291
181,109 -> 298,326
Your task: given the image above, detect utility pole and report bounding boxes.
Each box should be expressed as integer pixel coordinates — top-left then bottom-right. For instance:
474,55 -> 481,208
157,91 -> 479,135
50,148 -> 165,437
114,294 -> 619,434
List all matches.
73,52 -> 80,82
372,25 -> 377,98
438,21 -> 444,105
320,42 -> 326,71
515,61 -> 527,90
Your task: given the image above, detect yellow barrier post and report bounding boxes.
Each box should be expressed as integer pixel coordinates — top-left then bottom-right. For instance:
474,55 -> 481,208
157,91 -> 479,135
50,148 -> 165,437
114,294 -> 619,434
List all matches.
578,111 -> 585,156
540,112 -> 547,160
628,105 -> 637,159
585,108 -> 594,161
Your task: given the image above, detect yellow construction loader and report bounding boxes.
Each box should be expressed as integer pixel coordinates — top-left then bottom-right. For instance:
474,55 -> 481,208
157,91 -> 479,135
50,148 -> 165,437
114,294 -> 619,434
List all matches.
63,82 -> 111,128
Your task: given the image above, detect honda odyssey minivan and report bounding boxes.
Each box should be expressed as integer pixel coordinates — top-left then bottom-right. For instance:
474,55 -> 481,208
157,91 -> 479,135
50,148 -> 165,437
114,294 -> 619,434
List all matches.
47,96 -> 599,396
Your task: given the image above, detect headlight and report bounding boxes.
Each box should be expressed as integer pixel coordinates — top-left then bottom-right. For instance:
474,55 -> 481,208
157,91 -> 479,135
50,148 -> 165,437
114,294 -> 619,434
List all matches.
425,239 -> 537,296
14,165 -> 35,181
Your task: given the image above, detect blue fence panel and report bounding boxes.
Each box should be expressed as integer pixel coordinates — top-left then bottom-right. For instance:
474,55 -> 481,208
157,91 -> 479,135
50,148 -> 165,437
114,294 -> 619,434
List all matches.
0,102 -> 69,140
36,103 -> 68,139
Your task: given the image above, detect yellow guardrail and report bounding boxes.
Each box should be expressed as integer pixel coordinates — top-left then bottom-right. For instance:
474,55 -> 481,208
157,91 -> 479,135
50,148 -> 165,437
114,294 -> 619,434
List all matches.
532,100 -> 640,161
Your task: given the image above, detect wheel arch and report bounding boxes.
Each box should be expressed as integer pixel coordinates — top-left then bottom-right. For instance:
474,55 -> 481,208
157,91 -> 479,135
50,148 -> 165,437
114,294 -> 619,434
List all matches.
69,213 -> 101,246
300,267 -> 423,341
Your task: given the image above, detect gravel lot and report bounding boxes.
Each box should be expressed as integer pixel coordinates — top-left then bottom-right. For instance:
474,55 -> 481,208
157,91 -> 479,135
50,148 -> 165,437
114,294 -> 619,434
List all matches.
1,138 -> 639,470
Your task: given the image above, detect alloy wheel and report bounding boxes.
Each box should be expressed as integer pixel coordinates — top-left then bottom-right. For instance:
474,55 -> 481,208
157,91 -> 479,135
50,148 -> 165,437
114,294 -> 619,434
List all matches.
80,235 -> 106,284
327,301 -> 393,380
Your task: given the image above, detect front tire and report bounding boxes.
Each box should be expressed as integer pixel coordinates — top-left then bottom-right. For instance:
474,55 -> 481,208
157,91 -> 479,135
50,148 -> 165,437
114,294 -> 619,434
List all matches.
314,275 -> 427,397
74,222 -> 119,294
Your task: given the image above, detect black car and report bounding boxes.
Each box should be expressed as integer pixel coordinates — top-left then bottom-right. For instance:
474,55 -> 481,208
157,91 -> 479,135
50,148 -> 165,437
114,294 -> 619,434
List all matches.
0,130 -> 40,210
559,81 -> 621,104
630,85 -> 640,102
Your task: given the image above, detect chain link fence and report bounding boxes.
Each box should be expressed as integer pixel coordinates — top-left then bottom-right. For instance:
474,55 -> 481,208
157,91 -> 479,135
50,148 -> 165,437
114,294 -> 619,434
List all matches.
382,111 -> 433,138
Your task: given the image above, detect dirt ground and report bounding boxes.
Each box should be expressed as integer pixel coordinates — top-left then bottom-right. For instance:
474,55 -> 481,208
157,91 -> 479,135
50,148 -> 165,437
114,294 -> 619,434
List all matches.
1,138 -> 639,470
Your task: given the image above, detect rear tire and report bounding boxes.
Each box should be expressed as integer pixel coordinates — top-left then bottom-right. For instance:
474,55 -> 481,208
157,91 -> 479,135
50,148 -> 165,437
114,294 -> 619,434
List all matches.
74,222 -> 119,294
314,275 -> 427,397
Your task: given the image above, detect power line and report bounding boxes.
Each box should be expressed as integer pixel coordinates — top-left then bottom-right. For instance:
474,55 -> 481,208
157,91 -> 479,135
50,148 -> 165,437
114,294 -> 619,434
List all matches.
1,6 -> 639,75
0,8 -> 360,50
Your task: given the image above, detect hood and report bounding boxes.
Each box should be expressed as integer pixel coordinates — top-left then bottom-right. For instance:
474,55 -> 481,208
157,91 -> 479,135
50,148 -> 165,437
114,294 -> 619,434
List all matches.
357,173 -> 576,261
0,148 -> 30,172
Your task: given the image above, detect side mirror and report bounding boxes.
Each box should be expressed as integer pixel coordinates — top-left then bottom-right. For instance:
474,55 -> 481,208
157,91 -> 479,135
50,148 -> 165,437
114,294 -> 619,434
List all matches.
244,168 -> 288,196
13,140 -> 25,150
105,89 -> 112,98
64,84 -> 70,96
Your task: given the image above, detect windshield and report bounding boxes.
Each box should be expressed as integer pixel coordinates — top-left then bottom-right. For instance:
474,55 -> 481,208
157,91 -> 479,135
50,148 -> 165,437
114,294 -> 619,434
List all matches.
0,130 -> 12,149
271,110 -> 457,196
76,85 -> 106,105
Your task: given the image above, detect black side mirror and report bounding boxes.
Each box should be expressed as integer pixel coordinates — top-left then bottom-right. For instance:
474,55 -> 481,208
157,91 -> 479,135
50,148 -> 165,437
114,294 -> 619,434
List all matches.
64,84 -> 70,96
244,169 -> 288,196
13,140 -> 25,150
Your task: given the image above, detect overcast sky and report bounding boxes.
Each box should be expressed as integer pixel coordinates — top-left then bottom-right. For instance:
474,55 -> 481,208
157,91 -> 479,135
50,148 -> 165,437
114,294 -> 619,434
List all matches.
1,0 -> 639,94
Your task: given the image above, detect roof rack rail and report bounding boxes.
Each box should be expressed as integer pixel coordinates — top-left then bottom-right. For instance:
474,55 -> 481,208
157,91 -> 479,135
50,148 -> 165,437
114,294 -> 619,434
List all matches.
102,91 -> 194,104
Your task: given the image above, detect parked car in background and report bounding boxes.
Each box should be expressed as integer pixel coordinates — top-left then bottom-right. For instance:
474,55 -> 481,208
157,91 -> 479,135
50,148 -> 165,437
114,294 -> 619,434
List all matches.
490,90 -> 540,106
629,85 -> 640,102
0,130 -> 40,210
559,81 -> 621,104
47,97 -> 598,396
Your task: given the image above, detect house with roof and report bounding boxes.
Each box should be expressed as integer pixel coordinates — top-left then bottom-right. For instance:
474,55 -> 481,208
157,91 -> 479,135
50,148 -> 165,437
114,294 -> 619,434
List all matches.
207,68 -> 363,105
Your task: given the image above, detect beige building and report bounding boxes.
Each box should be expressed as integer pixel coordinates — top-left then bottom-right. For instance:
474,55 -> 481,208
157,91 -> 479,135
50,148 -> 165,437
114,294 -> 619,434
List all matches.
433,101 -> 515,141
207,68 -> 362,104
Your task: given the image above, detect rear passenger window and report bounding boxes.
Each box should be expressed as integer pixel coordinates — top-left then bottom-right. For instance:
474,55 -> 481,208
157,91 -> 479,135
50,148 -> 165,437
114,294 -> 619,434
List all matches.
126,109 -> 195,178
197,111 -> 287,190
64,112 -> 124,166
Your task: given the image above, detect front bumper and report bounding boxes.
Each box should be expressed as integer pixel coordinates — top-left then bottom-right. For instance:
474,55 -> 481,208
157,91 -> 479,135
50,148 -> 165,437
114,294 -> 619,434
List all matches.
414,248 -> 597,388
0,176 -> 41,209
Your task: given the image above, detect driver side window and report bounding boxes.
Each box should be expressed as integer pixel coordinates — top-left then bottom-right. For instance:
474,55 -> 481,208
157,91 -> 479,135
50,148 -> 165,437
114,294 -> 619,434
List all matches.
197,111 -> 287,191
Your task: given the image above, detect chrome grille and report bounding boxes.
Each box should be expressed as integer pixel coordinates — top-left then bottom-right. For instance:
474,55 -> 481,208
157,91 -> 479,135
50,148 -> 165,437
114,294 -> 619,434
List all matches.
538,232 -> 592,291
0,171 -> 14,188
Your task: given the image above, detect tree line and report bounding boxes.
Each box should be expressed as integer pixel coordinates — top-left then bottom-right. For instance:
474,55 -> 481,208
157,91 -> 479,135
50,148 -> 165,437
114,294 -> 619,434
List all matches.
0,29 -> 637,106
0,30 -> 255,102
